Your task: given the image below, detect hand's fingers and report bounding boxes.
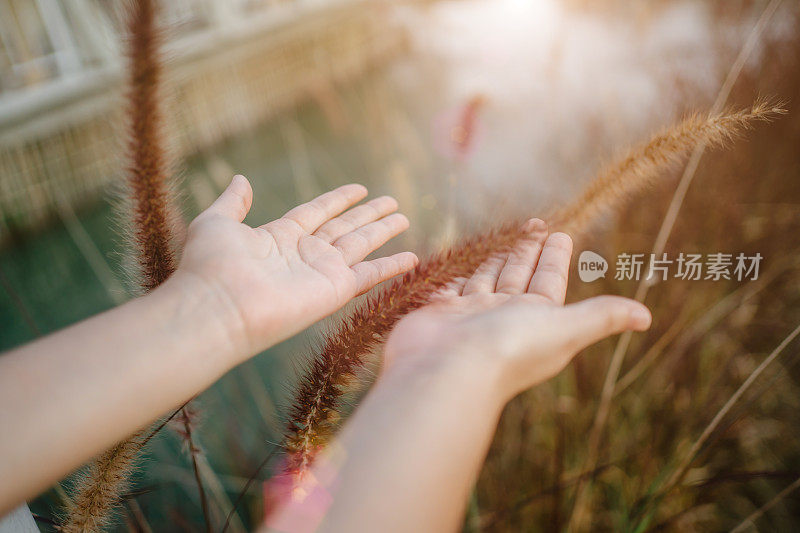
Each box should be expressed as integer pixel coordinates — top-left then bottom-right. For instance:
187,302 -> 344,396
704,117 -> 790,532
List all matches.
462,254 -> 507,295
559,296 -> 652,353
282,184 -> 368,233
496,219 -> 548,294
314,196 -> 398,243
352,252 -> 419,295
528,232 -> 573,304
203,174 -> 253,222
431,276 -> 469,302
333,213 -> 410,265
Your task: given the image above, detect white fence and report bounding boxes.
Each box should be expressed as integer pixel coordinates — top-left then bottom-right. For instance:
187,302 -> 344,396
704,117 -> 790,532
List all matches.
0,0 -> 406,238
0,0 -> 305,96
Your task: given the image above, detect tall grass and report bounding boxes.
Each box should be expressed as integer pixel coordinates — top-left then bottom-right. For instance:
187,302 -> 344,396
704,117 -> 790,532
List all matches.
568,2 -> 787,526
473,33 -> 800,526
281,102 -> 782,482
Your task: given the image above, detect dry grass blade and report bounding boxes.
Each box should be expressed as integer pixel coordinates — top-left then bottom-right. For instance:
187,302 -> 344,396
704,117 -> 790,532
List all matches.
614,260 -> 788,395
567,2 -> 785,527
730,475 -> 800,532
661,321 -> 800,495
566,103 -> 786,531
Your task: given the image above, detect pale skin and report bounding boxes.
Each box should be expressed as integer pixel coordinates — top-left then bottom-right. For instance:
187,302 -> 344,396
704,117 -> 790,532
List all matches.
0,176 -> 651,529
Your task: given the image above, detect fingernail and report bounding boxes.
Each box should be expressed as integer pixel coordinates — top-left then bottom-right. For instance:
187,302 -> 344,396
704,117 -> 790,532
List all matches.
524,218 -> 548,233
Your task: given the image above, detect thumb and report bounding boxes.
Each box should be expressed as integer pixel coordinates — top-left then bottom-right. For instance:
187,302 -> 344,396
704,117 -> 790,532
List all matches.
559,296 -> 651,353
204,174 -> 253,222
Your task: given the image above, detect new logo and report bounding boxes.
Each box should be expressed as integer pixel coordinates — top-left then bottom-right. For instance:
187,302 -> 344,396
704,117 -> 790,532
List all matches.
578,251 -> 608,282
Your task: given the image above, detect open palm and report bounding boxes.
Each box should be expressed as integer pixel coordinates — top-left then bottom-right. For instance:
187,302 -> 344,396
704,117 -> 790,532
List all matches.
384,220 -> 651,400
179,175 -> 418,357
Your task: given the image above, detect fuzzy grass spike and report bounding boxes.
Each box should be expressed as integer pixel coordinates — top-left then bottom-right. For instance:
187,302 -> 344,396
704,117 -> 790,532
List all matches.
62,1 -> 206,531
551,100 -> 785,233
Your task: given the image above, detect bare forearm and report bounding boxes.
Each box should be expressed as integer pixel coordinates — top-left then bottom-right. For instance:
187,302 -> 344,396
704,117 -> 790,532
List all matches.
0,274 -> 240,514
268,357 -> 503,532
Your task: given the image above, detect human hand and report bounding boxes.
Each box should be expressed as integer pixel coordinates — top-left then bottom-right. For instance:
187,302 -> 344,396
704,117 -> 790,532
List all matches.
383,219 -> 651,403
176,175 -> 418,359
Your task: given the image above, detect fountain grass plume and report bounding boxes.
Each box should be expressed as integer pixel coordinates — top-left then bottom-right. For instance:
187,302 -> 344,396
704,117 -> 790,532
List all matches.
123,0 -> 179,290
284,221 -> 528,474
63,1 -> 207,531
62,438 -> 142,533
550,100 -> 786,234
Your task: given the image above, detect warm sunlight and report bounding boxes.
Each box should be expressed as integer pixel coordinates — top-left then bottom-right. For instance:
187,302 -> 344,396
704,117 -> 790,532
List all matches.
1,1 -> 798,531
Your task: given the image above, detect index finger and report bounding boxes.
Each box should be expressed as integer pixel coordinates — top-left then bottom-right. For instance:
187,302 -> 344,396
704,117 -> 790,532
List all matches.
527,232 -> 573,304
282,184 -> 368,233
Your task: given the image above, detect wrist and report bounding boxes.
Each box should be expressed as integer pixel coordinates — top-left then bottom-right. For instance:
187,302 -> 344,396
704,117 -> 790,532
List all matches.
382,347 -> 507,414
155,272 -> 250,366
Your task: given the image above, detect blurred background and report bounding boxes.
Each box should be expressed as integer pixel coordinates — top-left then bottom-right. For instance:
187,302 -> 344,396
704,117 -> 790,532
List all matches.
2,0 -> 800,530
